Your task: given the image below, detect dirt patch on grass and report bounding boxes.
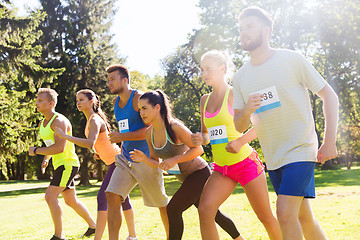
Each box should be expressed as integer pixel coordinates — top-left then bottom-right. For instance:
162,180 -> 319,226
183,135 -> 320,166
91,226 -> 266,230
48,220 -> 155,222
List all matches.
316,191 -> 360,198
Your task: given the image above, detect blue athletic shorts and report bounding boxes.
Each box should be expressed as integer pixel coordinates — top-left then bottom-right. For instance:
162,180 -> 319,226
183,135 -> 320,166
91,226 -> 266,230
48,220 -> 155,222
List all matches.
268,161 -> 316,198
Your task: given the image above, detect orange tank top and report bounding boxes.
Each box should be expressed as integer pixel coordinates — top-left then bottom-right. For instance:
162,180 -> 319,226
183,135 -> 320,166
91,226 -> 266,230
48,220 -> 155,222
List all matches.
85,114 -> 120,165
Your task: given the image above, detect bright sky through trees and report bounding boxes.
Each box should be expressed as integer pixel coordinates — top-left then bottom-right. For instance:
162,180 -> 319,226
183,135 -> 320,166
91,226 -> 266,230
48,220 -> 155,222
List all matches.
14,0 -> 201,77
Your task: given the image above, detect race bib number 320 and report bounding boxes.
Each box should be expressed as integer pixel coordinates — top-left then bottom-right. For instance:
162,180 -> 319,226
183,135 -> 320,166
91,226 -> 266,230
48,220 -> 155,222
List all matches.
118,119 -> 129,133
208,125 -> 228,145
252,86 -> 281,113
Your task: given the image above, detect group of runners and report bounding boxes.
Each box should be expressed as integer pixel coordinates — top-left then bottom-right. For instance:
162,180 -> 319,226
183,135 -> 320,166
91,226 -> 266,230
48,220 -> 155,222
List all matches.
28,6 -> 339,240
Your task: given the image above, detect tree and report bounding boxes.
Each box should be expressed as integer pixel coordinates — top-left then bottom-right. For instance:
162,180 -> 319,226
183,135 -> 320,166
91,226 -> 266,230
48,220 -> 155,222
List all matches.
37,0 -> 124,185
0,1 -> 63,180
161,0 -> 360,166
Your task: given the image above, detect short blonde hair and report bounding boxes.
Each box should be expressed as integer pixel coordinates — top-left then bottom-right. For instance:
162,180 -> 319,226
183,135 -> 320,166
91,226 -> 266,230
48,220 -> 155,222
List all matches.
201,50 -> 235,81
37,88 -> 58,107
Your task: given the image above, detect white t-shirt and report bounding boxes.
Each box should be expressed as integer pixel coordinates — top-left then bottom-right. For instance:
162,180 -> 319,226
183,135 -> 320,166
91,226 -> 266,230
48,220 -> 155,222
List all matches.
233,49 -> 326,170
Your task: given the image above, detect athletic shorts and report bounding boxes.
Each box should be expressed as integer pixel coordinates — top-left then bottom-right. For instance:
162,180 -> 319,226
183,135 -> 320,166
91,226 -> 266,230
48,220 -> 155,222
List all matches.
268,161 -> 316,198
97,163 -> 132,211
105,154 -> 168,207
50,165 -> 78,189
213,151 -> 264,186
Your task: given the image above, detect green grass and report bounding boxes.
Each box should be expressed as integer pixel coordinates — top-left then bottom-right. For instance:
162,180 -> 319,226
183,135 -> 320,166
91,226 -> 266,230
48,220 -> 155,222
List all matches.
1,167 -> 359,240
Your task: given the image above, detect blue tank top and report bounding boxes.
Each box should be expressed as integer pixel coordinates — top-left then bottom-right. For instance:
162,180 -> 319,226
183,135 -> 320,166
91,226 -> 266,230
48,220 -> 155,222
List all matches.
114,90 -> 149,161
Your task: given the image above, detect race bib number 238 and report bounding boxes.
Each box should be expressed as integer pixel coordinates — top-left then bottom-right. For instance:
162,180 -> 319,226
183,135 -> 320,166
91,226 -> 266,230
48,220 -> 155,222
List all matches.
252,86 -> 281,114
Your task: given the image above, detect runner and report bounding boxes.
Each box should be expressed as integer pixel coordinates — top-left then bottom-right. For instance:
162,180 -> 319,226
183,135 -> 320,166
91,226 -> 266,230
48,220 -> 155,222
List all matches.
130,90 -> 243,240
233,7 -> 339,240
28,88 -> 96,240
105,65 -> 169,240
54,89 -> 137,240
192,50 -> 281,240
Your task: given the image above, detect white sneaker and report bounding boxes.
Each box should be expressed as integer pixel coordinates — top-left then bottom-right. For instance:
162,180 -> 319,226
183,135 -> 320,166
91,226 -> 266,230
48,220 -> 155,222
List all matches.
125,237 -> 138,240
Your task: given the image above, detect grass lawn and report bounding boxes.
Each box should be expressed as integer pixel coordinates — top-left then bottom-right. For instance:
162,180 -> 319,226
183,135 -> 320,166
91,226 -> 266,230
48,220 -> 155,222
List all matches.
0,167 -> 359,240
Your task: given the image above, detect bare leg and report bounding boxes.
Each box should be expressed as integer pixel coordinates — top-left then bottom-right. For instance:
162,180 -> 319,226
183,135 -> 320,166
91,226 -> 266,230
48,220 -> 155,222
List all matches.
198,172 -> 243,240
94,210 -> 107,240
276,195 -> 303,240
107,192 -> 123,240
61,188 -> 96,228
45,185 -> 66,238
159,206 -> 169,240
243,172 -> 282,240
298,199 -> 327,240
123,208 -> 136,238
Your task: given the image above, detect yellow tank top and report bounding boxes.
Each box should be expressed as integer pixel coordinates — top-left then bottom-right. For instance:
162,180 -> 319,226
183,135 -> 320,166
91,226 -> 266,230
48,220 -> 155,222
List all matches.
39,113 -> 79,169
203,88 -> 253,166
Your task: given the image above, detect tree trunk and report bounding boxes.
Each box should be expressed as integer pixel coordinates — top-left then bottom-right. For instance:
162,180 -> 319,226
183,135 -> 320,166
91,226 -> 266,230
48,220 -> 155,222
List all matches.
16,156 -> 25,180
78,149 -> 91,186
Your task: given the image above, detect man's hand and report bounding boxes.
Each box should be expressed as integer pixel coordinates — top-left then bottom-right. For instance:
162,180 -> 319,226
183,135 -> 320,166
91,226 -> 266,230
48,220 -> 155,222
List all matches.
130,149 -> 146,163
108,131 -> 123,144
245,93 -> 263,114
317,141 -> 338,164
28,146 -> 36,156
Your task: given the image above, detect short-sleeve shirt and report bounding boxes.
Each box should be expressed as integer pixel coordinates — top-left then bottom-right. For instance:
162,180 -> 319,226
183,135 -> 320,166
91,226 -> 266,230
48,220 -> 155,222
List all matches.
232,49 -> 326,170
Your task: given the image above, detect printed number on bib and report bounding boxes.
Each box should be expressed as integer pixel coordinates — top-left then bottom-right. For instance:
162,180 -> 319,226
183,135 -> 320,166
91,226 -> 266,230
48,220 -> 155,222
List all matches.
44,139 -> 54,147
208,125 -> 228,145
118,119 -> 129,133
252,86 -> 281,113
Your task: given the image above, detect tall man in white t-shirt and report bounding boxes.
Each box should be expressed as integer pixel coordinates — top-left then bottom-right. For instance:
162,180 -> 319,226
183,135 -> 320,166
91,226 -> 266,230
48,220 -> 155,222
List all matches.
232,6 -> 338,240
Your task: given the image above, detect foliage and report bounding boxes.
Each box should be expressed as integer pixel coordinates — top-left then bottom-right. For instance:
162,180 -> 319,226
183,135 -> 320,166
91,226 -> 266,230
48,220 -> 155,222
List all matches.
0,1 -> 64,179
35,0 -> 124,185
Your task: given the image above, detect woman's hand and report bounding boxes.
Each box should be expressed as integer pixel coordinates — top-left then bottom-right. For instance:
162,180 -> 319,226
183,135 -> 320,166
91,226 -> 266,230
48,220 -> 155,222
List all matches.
191,132 -> 203,146
225,138 -> 244,154
54,127 -> 66,139
159,157 -> 177,171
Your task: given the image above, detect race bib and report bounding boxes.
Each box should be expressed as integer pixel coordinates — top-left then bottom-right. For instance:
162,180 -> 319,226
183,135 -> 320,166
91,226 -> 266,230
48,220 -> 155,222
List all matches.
166,163 -> 181,175
44,139 -> 54,147
208,125 -> 228,145
252,86 -> 281,113
118,119 -> 129,133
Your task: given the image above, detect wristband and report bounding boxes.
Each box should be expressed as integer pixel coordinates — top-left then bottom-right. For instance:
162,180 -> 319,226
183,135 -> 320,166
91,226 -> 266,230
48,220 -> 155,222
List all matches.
34,147 -> 38,155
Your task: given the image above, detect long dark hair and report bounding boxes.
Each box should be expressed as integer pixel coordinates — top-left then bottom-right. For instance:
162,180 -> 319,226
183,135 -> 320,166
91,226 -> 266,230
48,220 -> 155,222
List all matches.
140,90 -> 177,143
77,89 -> 111,131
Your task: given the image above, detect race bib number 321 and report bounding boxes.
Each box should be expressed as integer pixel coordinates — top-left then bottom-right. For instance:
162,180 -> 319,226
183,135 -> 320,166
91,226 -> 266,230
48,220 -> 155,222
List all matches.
252,86 -> 281,114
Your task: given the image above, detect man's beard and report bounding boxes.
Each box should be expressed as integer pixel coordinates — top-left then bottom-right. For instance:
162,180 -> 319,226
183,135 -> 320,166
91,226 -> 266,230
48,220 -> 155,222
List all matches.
241,34 -> 263,51
111,86 -> 123,95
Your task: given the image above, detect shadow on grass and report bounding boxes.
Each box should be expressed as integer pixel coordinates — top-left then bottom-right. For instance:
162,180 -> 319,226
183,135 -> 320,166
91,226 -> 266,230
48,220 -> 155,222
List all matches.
0,180 -> 49,185
314,167 -> 360,187
1,167 -> 359,199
